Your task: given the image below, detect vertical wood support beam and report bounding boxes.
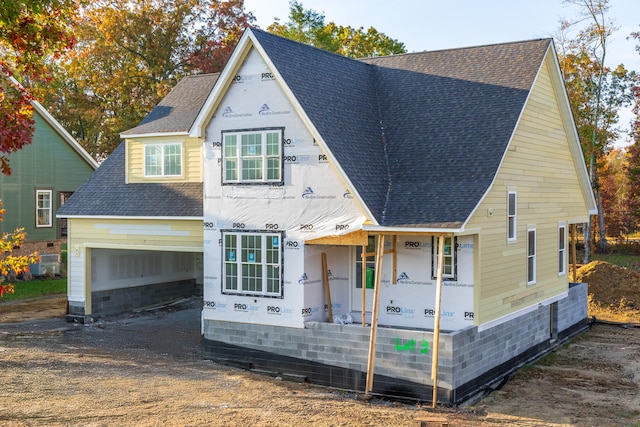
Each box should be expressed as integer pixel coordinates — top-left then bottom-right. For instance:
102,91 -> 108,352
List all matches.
365,234 -> 385,395
322,253 -> 333,323
431,235 -> 445,408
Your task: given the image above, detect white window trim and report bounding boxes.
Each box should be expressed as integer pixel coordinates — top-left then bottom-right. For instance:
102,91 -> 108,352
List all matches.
143,142 -> 183,177
36,189 -> 52,228
558,223 -> 567,276
507,191 -> 517,242
222,231 -> 282,297
432,236 -> 457,281
527,227 -> 536,285
222,128 -> 283,184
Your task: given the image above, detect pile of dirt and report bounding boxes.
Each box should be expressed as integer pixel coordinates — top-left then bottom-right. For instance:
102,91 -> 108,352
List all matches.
576,260 -> 640,311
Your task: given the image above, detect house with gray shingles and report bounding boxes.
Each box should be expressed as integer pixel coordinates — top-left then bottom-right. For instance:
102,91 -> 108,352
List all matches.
60,27 -> 596,404
57,73 -> 218,318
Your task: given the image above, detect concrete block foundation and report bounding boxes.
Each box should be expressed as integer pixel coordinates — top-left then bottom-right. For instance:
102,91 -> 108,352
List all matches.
202,283 -> 589,404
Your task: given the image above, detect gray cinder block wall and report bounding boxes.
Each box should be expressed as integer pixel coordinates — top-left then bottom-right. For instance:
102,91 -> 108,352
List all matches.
202,283 -> 589,403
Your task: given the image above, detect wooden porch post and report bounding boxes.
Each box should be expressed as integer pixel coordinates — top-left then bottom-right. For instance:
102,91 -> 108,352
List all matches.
365,234 -> 385,395
431,235 -> 445,408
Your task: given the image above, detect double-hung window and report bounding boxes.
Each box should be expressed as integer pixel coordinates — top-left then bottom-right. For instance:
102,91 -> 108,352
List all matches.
527,228 -> 536,285
558,224 -> 567,276
432,236 -> 457,280
36,189 -> 52,227
144,143 -> 182,177
222,231 -> 282,297
507,191 -> 517,241
222,129 -> 282,183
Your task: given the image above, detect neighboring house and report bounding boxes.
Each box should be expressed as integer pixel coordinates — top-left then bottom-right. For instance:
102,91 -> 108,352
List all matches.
57,73 -> 218,318
0,80 -> 98,275
60,27 -> 597,404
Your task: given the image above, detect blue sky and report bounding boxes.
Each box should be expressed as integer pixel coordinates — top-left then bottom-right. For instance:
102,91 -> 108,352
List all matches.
243,0 -> 639,146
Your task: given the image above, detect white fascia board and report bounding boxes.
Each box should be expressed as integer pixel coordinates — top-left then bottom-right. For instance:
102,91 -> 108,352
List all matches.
56,215 -> 203,221
362,225 -> 462,234
546,41 -> 597,215
120,131 -> 189,139
459,55 -> 537,232
189,28 -> 378,225
189,30 -> 255,139
461,41 -> 597,231
247,32 -> 378,225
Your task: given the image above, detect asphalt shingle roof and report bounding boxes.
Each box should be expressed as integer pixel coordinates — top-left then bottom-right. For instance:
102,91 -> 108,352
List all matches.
60,29 -> 552,227
251,29 -> 550,227
57,142 -> 203,217
121,73 -> 219,135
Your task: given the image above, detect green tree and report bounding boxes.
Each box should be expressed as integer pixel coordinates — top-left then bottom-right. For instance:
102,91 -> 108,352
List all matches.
626,29 -> 640,231
40,0 -> 254,160
267,1 -> 406,58
557,0 -> 634,259
0,0 -> 79,174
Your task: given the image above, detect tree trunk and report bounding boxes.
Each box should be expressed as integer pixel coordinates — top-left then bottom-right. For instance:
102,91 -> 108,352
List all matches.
583,220 -> 592,264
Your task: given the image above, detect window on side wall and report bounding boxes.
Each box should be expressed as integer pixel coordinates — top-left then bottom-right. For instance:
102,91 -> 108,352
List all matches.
222,231 -> 283,297
507,191 -> 517,241
222,128 -> 283,184
431,236 -> 457,281
527,228 -> 536,285
36,189 -> 52,227
144,142 -> 182,177
558,224 -> 566,276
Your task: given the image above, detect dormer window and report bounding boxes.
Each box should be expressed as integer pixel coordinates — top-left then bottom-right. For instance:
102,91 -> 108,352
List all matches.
144,143 -> 182,177
222,128 -> 283,184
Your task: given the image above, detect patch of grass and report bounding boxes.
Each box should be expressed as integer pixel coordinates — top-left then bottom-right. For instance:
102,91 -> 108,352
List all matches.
592,252 -> 640,270
1,278 -> 66,302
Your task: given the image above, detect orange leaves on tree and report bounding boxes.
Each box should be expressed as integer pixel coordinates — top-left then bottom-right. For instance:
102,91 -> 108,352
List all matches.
0,200 -> 40,297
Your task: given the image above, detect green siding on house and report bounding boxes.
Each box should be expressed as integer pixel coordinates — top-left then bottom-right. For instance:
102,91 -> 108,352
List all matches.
0,111 -> 95,242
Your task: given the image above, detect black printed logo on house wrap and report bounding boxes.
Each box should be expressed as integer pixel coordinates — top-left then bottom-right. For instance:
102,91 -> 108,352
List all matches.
301,187 -> 336,200
222,106 -> 251,118
396,272 -> 430,286
232,74 -> 253,83
258,103 -> 291,116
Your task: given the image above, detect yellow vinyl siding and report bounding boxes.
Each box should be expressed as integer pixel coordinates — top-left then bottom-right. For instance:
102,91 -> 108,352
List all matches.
126,136 -> 202,183
466,53 -> 589,325
67,218 -> 203,251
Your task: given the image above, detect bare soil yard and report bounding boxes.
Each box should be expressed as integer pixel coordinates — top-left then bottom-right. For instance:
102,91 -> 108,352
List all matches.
0,261 -> 639,426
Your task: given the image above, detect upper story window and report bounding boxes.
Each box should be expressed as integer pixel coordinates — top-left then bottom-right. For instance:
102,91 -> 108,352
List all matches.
222,129 -> 283,184
144,143 -> 182,177
507,191 -> 517,241
222,231 -> 282,297
432,236 -> 457,281
36,189 -> 52,228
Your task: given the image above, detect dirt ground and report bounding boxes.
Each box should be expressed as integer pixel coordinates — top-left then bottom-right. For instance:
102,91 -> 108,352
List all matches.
0,263 -> 639,426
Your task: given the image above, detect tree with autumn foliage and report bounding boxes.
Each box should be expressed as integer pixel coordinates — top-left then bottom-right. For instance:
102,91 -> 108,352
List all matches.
0,0 -> 79,175
556,0 -> 634,259
626,29 -> 640,233
40,0 -> 254,160
267,1 -> 406,58
0,201 -> 40,298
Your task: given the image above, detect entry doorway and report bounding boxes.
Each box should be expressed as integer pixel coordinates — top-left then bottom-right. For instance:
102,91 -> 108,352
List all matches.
351,235 -> 377,312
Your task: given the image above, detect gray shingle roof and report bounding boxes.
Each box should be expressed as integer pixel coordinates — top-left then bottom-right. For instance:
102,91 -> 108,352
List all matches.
121,73 -> 219,135
252,29 -> 550,227
57,142 -> 202,217
60,29 -> 552,228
